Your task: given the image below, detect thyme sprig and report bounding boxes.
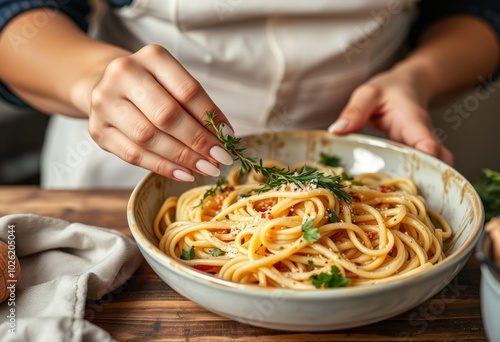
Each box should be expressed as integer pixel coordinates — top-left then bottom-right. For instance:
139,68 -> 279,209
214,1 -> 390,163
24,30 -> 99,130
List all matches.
205,112 -> 351,202
195,177 -> 228,208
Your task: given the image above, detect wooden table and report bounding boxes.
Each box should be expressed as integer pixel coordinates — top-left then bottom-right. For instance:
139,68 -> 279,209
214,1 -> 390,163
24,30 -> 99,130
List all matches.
0,186 -> 487,341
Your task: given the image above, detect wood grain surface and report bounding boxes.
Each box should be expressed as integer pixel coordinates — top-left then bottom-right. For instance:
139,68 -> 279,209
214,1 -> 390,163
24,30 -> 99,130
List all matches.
0,186 -> 487,341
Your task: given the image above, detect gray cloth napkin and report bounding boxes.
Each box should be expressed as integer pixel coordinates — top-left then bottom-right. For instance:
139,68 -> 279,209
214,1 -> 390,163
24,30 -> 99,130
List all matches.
0,214 -> 143,342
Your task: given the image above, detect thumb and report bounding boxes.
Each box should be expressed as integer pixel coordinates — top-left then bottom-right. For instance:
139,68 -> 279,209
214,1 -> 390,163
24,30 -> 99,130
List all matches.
328,86 -> 382,134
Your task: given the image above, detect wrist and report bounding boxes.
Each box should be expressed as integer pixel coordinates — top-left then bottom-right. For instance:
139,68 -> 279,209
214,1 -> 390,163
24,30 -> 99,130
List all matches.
389,57 -> 439,106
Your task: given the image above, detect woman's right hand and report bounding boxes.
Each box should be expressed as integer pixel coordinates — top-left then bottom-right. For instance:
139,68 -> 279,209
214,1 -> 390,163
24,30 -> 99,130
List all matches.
87,44 -> 234,182
0,11 -> 233,182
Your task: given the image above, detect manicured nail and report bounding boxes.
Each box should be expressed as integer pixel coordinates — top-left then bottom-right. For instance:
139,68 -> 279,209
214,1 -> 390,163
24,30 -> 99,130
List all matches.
196,159 -> 221,177
210,145 -> 233,166
173,169 -> 195,182
221,124 -> 235,137
328,119 -> 349,133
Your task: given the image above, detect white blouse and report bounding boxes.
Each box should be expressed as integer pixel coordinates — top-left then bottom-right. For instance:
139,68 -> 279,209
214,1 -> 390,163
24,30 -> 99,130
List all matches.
41,0 -> 416,188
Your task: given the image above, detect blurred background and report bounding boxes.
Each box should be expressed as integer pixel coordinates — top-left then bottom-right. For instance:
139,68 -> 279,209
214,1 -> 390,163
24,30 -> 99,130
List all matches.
0,86 -> 498,186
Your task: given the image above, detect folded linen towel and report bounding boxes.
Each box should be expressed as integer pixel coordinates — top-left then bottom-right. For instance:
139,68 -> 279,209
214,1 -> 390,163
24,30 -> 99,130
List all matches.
0,214 -> 143,342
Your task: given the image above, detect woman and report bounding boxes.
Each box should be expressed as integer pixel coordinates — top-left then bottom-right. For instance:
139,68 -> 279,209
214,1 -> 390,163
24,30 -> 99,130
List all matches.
0,0 -> 499,188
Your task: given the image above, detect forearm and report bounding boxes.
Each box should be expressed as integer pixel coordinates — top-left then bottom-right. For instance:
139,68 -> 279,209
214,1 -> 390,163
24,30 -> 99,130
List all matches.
394,15 -> 500,105
0,9 -> 129,117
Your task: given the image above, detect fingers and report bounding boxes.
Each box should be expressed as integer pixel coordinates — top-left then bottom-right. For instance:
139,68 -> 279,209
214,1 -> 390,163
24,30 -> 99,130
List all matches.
328,85 -> 382,134
88,45 -> 235,181
132,45 -> 234,137
414,137 -> 454,166
328,82 -> 454,165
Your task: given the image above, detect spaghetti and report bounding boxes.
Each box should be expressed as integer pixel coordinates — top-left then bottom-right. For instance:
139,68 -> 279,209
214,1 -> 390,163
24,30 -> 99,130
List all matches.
154,161 -> 451,289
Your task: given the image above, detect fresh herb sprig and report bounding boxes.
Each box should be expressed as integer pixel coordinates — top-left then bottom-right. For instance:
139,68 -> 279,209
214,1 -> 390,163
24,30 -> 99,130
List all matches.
195,177 -> 229,208
205,112 -> 351,202
474,168 -> 500,221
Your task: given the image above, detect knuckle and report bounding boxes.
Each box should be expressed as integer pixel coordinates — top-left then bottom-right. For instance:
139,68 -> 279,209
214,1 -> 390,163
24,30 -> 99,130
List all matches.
133,123 -> 156,145
122,144 -> 142,165
90,87 -> 108,112
106,57 -> 136,76
189,130 -> 209,151
151,102 -> 179,127
355,83 -> 382,100
172,146 -> 191,166
139,44 -> 167,58
87,125 -> 102,144
175,79 -> 202,104
151,159 -> 168,175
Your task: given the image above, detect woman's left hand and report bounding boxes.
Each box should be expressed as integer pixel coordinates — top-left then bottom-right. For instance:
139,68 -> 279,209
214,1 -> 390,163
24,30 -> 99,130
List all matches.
328,65 -> 454,165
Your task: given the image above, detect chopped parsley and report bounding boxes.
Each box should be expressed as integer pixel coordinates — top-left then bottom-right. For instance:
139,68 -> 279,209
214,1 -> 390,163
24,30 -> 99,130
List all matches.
208,248 -> 225,257
301,218 -> 320,243
310,265 -> 350,288
307,260 -> 315,271
318,153 -> 341,167
180,246 -> 195,260
327,209 -> 340,223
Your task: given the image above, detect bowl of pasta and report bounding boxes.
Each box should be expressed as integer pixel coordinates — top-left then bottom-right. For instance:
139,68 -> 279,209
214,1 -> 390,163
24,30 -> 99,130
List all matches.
127,130 -> 483,331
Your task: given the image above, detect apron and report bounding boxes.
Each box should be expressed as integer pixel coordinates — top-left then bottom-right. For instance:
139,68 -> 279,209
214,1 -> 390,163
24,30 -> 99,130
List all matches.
41,0 -> 417,188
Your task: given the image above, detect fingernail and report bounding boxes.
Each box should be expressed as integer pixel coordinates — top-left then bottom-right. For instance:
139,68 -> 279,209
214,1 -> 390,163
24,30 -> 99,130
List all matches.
196,159 -> 221,177
210,145 -> 233,166
328,119 -> 349,133
173,169 -> 195,182
221,124 -> 235,137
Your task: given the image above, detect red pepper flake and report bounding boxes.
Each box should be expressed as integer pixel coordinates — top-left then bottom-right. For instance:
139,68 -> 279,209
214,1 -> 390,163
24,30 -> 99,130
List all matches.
273,261 -> 283,271
193,264 -> 222,273
380,185 -> 396,193
352,194 -> 362,202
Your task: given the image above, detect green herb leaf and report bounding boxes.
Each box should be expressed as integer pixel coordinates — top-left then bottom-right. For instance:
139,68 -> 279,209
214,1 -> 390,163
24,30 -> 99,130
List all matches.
475,169 -> 500,221
318,153 -> 341,167
310,265 -> 350,288
208,248 -> 225,257
341,172 -> 364,186
301,218 -> 320,243
205,112 -> 352,202
474,168 -> 500,221
195,177 -> 229,208
180,246 -> 195,260
307,260 -> 315,271
327,209 -> 340,223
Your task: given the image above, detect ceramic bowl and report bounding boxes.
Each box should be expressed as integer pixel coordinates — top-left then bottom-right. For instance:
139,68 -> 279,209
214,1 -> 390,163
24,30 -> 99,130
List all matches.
476,228 -> 500,341
127,131 -> 484,331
